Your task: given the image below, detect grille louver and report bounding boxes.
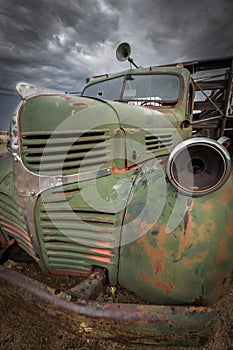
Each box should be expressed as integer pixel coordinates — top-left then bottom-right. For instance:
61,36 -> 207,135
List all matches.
145,133 -> 173,152
37,182 -> 118,273
0,192 -> 35,257
21,130 -> 111,175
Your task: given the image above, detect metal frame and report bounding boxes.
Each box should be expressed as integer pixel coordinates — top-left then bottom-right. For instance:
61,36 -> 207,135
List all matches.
0,264 -> 218,347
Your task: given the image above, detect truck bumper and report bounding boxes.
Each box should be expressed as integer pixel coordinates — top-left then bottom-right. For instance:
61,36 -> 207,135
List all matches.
0,264 -> 218,347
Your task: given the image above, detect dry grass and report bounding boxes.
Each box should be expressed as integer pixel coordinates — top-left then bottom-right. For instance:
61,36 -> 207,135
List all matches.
0,261 -> 232,350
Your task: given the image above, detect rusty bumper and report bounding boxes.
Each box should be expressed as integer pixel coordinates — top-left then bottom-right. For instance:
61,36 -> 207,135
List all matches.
0,264 -> 218,347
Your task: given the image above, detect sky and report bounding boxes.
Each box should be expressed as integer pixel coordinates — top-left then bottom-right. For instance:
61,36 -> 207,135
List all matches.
0,0 -> 232,130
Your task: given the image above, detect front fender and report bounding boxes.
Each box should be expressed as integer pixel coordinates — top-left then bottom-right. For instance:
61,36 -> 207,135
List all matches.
119,158 -> 233,305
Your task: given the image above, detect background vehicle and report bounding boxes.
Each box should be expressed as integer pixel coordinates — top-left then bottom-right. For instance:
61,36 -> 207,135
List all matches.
0,43 -> 232,347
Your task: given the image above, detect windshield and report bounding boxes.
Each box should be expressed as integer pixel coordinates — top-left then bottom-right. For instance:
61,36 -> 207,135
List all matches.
82,73 -> 181,105
82,76 -> 124,100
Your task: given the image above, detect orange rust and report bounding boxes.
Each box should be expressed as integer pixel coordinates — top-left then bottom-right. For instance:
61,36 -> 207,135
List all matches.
226,211 -> 233,237
142,272 -> 151,283
216,211 -> 233,265
153,280 -> 173,294
112,163 -> 127,174
124,211 -> 131,222
141,274 -> 172,296
178,226 -> 190,259
202,200 -> 213,209
197,219 -> 215,242
112,163 -> 139,174
71,102 -> 89,108
115,129 -> 122,138
211,276 -> 228,293
177,202 -> 193,260
216,238 -> 229,265
221,183 -> 233,206
150,235 -> 166,275
1,226 -> 18,237
183,251 -> 208,269
153,254 -> 165,275
130,245 -> 136,253
48,268 -> 90,277
132,217 -> 153,236
138,224 -> 167,276
188,306 -> 209,313
86,255 -> 112,264
90,241 -> 112,248
0,220 -> 32,245
90,247 -> 113,256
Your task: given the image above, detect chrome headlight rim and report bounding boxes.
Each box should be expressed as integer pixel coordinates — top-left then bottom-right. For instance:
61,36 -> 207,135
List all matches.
166,137 -> 232,197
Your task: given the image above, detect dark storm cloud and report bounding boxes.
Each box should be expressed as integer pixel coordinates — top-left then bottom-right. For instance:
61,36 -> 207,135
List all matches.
0,0 -> 232,130
113,0 -> 233,65
0,0 -> 120,91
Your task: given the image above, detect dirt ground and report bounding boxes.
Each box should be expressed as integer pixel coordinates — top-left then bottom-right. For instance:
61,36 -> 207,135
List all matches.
0,260 -> 232,350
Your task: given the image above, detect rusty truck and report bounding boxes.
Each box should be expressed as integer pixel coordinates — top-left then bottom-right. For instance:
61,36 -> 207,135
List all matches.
0,43 -> 233,347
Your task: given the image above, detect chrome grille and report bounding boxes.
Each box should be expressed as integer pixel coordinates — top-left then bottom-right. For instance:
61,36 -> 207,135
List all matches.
21,129 -> 111,175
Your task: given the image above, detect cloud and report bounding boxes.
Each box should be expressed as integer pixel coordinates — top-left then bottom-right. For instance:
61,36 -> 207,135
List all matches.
0,0 -> 232,129
0,0 -> 120,91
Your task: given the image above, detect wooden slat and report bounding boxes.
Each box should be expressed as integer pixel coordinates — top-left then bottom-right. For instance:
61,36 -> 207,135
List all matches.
194,101 -> 223,111
194,79 -> 227,91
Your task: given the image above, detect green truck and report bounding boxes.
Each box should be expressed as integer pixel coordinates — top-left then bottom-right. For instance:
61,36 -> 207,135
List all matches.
0,43 -> 233,346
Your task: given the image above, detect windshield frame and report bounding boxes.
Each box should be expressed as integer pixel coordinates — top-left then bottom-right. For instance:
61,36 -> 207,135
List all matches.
82,72 -> 183,107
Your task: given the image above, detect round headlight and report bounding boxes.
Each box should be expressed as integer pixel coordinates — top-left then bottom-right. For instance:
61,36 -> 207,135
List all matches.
166,137 -> 231,197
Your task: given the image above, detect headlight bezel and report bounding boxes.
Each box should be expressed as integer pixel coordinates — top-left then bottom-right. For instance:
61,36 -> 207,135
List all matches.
166,137 -> 231,197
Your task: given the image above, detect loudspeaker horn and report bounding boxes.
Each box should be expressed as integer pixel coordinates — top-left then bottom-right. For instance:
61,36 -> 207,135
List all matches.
116,42 -> 131,62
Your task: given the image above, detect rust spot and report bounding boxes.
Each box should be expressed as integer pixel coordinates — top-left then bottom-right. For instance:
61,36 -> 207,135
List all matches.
153,280 -> 173,294
142,272 -> 150,282
183,251 -> 208,269
0,220 -> 32,246
90,247 -> 113,256
115,129 -> 123,137
131,217 -> 152,235
216,238 -> 229,265
222,277 -> 227,285
153,254 -> 165,275
194,296 -> 206,306
183,211 -> 189,236
221,186 -> 233,206
61,96 -> 73,100
177,199 -> 193,260
0,264 -> 219,346
112,162 -> 139,174
197,219 -> 215,242
112,163 -> 126,174
127,128 -> 142,134
71,102 -> 89,108
194,284 -> 206,306
226,211 -> 233,237
86,255 -> 112,264
141,272 -> 172,294
189,306 -> 208,313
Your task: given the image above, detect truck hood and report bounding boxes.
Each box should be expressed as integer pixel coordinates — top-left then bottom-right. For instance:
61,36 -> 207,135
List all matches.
14,88 -> 186,176
106,100 -> 178,130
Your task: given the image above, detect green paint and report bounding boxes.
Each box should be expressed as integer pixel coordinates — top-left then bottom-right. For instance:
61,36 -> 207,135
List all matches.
0,62 -> 232,319
35,169 -> 138,284
119,160 -> 233,305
